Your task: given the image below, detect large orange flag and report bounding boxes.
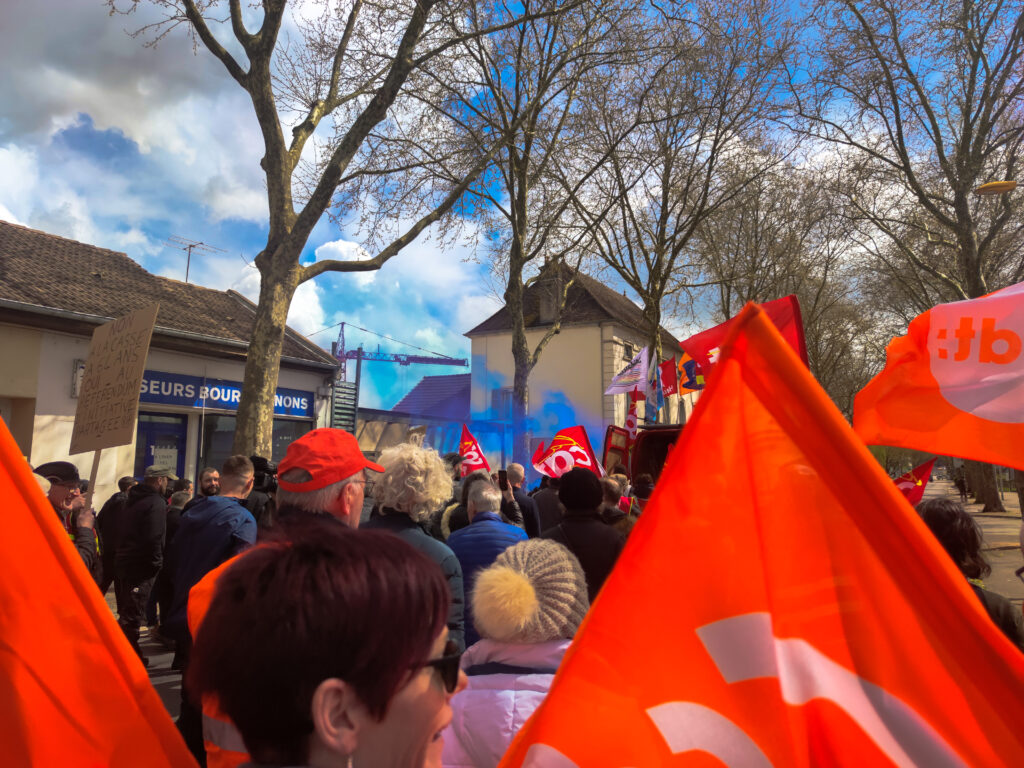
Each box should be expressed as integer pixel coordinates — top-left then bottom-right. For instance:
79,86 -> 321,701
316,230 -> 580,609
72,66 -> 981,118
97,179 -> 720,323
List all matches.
499,303 -> 1024,767
855,283 -> 1024,468
0,419 -> 196,766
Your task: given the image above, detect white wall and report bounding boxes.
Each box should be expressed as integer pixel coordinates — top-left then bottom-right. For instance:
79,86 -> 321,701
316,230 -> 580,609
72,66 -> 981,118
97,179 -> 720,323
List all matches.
469,322 -> 683,467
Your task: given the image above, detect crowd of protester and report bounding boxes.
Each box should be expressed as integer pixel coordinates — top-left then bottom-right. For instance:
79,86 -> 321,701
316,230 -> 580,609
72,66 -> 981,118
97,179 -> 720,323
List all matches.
30,428 -> 1024,767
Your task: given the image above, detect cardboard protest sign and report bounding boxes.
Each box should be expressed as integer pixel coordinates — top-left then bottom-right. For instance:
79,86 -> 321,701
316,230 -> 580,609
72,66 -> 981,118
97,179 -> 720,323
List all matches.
70,304 -> 159,455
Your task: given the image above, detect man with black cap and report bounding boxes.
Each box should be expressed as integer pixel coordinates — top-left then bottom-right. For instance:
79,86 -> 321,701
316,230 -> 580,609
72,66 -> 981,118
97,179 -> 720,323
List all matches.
33,460 -> 100,580
115,464 -> 177,662
540,467 -> 625,601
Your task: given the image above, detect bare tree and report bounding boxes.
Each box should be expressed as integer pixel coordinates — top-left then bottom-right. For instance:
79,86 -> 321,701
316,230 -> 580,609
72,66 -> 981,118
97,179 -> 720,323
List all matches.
695,162 -> 885,416
571,0 -> 795,422
108,0 -> 569,455
442,0 -> 644,462
798,0 -> 1024,510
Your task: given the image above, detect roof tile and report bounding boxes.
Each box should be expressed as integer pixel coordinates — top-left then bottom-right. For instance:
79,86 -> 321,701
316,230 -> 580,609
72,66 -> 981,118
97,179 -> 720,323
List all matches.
0,220 -> 336,366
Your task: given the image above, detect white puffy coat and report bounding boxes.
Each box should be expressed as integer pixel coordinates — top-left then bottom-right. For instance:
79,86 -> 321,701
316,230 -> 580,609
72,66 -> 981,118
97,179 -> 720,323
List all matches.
442,638 -> 569,768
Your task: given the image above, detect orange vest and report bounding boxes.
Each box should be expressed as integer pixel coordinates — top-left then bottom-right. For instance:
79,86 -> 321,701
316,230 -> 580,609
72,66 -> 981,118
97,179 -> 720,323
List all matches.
187,556 -> 250,768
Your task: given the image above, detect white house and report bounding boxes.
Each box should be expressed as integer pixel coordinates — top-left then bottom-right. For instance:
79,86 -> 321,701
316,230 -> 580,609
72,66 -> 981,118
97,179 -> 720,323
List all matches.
465,266 -> 683,467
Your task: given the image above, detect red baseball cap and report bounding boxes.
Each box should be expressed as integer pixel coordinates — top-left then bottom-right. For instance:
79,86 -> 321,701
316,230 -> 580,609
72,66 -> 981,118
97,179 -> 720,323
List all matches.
277,428 -> 384,493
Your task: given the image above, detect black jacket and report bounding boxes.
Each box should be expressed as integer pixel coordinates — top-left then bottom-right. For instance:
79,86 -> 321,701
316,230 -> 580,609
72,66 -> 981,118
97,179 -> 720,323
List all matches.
541,507 -> 625,601
534,488 -> 564,533
971,583 -> 1024,652
504,487 -> 540,537
115,484 -> 167,581
97,491 -> 130,562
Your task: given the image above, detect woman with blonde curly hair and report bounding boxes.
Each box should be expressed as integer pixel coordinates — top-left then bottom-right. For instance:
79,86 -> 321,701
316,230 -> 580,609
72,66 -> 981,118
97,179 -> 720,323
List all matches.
364,442 -> 466,649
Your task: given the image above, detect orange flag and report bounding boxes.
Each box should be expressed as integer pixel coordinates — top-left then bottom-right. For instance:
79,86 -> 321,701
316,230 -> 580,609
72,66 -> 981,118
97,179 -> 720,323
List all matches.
0,419 -> 196,766
499,303 -> 1024,767
855,283 -> 1024,468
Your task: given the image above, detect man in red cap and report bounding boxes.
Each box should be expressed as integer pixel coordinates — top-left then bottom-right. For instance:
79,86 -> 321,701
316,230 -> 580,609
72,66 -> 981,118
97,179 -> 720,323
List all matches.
275,428 -> 384,527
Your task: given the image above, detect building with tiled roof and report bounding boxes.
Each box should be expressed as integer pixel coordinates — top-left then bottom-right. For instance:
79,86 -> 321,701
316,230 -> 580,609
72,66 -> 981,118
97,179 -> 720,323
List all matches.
466,263 -> 683,467
0,221 -> 337,502
393,374 -> 470,421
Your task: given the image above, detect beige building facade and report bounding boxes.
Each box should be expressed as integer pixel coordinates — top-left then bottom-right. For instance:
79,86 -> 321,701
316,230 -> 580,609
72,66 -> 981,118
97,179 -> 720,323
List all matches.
466,268 -> 684,468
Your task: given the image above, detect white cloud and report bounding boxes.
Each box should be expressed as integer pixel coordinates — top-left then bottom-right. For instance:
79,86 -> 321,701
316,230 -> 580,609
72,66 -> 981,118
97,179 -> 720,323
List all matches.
0,202 -> 22,225
229,263 -> 327,337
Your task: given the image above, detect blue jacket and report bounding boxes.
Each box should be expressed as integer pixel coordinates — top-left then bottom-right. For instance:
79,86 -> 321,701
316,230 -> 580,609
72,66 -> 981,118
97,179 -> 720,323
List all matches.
363,511 -> 466,650
447,511 -> 528,646
162,495 -> 257,642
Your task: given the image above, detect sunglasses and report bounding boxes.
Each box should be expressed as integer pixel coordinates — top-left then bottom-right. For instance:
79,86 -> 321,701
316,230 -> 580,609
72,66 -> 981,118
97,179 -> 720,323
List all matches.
420,639 -> 462,693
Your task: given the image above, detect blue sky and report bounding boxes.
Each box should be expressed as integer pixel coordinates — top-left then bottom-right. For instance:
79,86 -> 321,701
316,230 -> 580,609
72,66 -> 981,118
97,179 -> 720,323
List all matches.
0,0 -> 506,409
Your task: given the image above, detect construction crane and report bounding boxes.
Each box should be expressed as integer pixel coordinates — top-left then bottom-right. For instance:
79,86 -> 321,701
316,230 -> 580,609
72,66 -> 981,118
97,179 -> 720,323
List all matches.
331,322 -> 468,382
164,235 -> 227,283
327,322 -> 468,429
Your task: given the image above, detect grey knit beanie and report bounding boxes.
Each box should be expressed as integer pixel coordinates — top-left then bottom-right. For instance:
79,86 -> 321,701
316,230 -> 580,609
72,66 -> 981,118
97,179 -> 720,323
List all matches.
472,539 -> 589,644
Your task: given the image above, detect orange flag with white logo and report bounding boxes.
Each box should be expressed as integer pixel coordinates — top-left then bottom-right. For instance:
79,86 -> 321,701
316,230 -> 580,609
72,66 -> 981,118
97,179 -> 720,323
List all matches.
0,418 -> 196,766
499,303 -> 1024,767
855,283 -> 1024,468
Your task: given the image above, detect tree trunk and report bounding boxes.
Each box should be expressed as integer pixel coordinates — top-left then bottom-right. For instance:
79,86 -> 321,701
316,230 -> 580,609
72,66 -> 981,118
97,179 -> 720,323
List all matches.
966,459 -> 1005,513
645,301 -> 664,425
1014,469 -> 1024,514
233,260 -> 301,457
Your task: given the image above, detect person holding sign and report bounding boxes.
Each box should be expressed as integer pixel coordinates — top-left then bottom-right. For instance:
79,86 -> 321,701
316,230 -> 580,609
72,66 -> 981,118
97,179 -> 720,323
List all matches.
33,460 -> 99,582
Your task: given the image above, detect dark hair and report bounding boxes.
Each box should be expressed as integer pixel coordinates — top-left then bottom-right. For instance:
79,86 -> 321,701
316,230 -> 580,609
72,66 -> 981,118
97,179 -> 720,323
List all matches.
187,517 -> 449,764
633,473 -> 655,499
172,477 -> 193,494
916,498 -> 991,579
600,477 -> 621,503
199,466 -> 219,480
117,476 -> 137,493
548,475 -> 561,490
611,464 -> 629,477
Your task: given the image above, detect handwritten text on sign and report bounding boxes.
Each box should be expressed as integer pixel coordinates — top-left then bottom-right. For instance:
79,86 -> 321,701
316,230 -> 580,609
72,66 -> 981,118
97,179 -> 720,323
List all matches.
70,304 -> 159,455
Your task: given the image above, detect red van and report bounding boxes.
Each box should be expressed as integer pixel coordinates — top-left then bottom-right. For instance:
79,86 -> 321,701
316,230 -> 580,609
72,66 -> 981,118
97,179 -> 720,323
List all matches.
602,424 -> 683,481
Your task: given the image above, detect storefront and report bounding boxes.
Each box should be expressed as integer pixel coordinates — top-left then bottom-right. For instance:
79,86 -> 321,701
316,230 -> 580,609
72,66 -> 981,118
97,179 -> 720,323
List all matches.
135,370 -> 318,478
0,220 -> 339,504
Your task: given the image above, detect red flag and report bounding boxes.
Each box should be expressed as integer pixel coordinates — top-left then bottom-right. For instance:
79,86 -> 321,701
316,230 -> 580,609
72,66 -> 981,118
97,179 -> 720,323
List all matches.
659,358 -> 678,397
532,426 -> 604,478
681,294 -> 807,380
625,388 -> 644,443
894,458 -> 937,506
0,417 -> 196,765
458,424 -> 490,477
500,303 -> 1024,767
855,283 -> 1024,469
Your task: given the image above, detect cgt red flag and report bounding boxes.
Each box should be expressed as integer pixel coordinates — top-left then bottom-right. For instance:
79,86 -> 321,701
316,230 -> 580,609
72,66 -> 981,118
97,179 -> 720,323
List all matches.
458,424 -> 490,477
500,303 -> 1024,767
659,358 -> 678,397
532,426 -> 604,478
681,294 -> 807,380
0,416 -> 196,766
894,458 -> 937,506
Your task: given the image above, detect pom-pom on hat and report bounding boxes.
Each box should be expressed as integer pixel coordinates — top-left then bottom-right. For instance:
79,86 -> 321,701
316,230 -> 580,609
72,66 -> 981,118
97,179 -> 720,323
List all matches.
557,467 -> 603,510
472,539 -> 589,644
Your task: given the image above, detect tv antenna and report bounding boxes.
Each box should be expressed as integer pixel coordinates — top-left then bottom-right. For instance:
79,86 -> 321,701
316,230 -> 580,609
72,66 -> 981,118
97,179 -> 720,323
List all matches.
165,236 -> 227,283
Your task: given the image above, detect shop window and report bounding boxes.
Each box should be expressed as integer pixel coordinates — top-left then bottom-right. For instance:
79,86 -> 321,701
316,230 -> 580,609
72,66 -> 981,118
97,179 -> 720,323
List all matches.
199,414 -> 314,477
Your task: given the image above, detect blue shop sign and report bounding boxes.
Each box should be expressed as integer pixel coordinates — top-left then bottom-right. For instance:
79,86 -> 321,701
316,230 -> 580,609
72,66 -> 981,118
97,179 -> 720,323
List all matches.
139,370 -> 314,418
